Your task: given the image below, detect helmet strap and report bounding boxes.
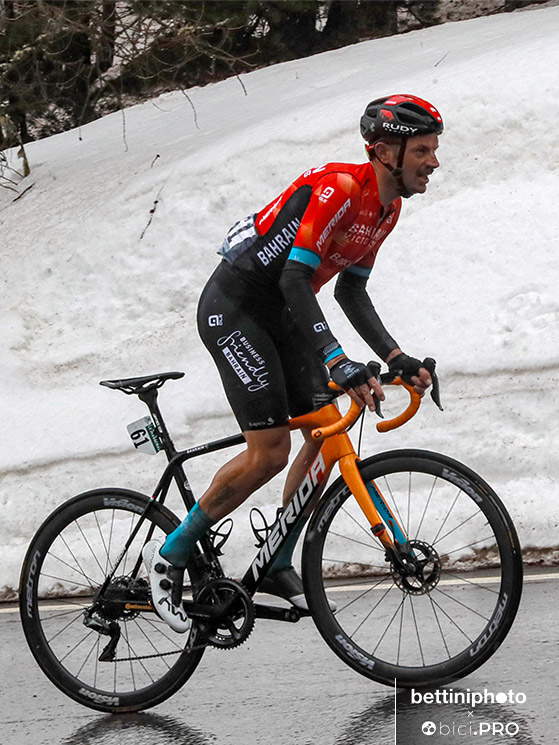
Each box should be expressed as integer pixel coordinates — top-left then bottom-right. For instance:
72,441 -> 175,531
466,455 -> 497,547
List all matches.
369,139 -> 413,199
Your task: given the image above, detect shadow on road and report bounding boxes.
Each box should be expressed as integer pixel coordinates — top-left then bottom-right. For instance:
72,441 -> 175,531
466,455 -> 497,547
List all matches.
60,711 -> 216,745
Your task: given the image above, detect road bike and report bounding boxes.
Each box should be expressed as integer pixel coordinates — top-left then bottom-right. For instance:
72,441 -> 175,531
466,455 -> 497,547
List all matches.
19,365 -> 523,713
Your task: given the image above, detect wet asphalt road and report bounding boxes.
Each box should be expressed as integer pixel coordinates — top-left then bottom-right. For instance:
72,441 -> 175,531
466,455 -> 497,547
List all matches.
1,568 -> 557,745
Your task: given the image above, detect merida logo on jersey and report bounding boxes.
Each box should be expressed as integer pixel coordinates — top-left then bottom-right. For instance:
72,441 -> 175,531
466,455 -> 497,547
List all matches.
259,196 -> 282,224
256,218 -> 301,266
316,198 -> 352,251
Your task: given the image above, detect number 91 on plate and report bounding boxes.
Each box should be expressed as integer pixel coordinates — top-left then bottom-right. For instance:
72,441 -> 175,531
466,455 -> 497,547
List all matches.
126,416 -> 163,455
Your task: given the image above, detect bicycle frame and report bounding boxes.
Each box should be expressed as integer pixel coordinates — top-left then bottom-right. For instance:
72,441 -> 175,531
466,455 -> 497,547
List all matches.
131,384 -> 409,603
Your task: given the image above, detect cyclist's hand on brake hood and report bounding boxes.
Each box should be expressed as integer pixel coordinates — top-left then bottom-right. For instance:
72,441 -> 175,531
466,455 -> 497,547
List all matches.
388,352 -> 432,396
329,357 -> 384,412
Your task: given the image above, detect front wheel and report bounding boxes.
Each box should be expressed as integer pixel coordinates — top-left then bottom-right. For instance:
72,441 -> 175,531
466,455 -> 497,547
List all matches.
19,488 -> 206,712
302,450 -> 522,688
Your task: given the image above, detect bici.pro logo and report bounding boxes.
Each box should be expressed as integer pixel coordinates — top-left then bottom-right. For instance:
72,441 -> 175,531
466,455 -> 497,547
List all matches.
422,721 -> 437,736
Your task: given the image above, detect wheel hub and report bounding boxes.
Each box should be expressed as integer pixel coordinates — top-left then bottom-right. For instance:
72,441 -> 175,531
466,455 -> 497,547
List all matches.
391,540 -> 441,595
94,576 -> 150,621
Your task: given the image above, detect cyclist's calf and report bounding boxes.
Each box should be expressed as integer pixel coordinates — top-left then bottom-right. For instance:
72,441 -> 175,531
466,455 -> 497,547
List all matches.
199,426 -> 291,521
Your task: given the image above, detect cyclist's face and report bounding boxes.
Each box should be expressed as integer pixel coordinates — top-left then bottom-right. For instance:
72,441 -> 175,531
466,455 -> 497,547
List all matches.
401,133 -> 440,194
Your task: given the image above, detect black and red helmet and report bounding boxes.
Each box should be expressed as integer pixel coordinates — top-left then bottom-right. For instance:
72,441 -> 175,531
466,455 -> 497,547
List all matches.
360,94 -> 443,143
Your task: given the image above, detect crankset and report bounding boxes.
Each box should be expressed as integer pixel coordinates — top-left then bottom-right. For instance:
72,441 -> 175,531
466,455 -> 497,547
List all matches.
194,578 -> 255,649
390,540 -> 441,595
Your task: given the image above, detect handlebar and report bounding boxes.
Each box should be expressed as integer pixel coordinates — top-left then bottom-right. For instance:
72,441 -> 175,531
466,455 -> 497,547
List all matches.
311,358 -> 442,441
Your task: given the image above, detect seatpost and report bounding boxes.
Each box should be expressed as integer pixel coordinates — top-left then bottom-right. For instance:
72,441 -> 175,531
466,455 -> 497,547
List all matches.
138,387 -> 177,459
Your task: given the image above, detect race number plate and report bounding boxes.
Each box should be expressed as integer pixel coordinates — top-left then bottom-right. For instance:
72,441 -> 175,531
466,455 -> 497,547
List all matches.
127,416 -> 162,454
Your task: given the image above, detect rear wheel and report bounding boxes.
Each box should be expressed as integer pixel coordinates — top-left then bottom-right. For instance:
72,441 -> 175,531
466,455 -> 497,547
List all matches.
303,450 -> 522,687
19,488 -> 205,712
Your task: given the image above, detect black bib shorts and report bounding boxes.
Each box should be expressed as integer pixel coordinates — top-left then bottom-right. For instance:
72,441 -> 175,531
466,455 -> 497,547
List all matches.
197,262 -> 332,432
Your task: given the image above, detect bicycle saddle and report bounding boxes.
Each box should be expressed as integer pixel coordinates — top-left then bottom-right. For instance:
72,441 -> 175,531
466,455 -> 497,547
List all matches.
99,371 -> 185,395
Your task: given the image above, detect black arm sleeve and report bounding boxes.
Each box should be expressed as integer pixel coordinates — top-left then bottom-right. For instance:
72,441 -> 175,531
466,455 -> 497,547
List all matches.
279,259 -> 341,361
334,269 -> 398,362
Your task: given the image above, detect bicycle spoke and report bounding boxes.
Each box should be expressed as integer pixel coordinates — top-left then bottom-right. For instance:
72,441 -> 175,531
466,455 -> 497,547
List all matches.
378,475 -> 407,537
413,476 -> 438,541
430,487 -> 461,545
55,536 -> 99,589
103,509 -> 116,576
93,511 -> 110,570
372,593 -> 406,657
440,569 -> 501,594
323,557 -> 389,573
341,506 -> 384,550
74,518 -> 110,579
328,529 -> 384,553
408,597 -> 425,666
133,619 -> 174,671
350,583 -> 396,636
440,534 -> 499,559
428,595 -> 451,660
397,593 -> 406,665
59,627 -> 98,665
76,634 -> 100,678
431,586 -> 491,622
434,511 -> 485,546
40,605 -> 87,623
45,607 -> 86,645
406,472 -> 411,539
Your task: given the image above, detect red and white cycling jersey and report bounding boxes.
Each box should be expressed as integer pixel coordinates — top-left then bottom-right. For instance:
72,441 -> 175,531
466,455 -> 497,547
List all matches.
220,161 -> 401,291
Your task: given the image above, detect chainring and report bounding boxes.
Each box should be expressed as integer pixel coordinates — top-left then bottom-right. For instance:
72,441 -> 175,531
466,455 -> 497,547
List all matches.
194,578 -> 255,649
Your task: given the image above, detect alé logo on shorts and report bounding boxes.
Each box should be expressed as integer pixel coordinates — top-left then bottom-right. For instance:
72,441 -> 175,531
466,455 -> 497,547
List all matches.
249,453 -> 327,581
208,314 -> 224,327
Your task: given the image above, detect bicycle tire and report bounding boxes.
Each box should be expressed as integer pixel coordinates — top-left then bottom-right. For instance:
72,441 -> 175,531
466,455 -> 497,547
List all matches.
302,449 -> 522,688
19,488 -> 206,712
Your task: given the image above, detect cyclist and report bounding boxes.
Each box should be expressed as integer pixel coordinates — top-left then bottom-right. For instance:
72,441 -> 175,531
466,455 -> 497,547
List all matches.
143,94 -> 443,632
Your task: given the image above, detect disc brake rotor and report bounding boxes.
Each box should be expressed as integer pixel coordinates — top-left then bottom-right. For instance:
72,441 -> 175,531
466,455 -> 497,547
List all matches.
391,540 -> 441,595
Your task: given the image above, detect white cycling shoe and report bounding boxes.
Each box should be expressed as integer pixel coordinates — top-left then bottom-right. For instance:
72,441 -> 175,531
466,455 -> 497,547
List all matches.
142,539 -> 190,633
260,567 -> 337,612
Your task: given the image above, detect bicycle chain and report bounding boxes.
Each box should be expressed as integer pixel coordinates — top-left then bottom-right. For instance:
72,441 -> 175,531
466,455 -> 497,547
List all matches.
112,638 -> 208,662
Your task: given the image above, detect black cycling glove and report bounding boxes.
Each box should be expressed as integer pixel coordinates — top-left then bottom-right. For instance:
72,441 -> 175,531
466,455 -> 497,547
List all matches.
387,353 -> 423,384
330,358 -> 371,391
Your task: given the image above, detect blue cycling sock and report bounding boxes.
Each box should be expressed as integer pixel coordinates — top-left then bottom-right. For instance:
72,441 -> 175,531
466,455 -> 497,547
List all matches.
268,514 -> 308,574
160,501 -> 215,569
